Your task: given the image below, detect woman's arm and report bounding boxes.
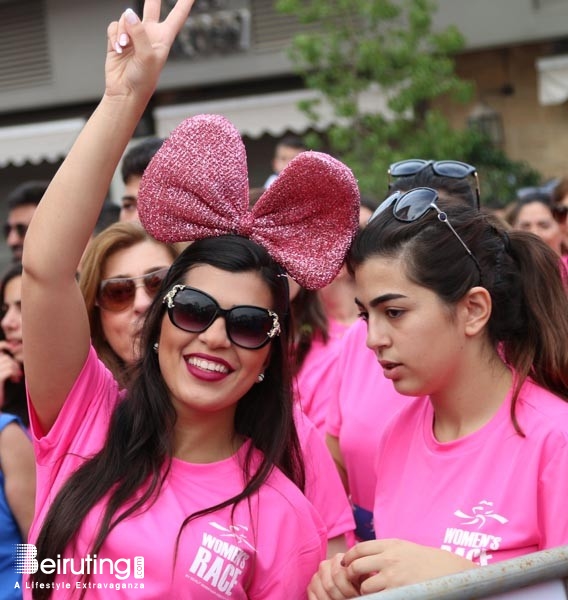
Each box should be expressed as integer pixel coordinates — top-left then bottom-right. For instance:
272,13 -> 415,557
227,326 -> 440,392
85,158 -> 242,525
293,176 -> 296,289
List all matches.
0,422 -> 36,539
22,0 -> 195,433
308,539 -> 478,599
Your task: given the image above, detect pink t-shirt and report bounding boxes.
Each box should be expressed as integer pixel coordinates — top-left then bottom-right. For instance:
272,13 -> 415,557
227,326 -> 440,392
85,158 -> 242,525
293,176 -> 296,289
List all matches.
294,318 -> 349,435
294,407 -> 355,540
326,319 -> 410,540
26,346 -> 326,599
373,379 -> 568,565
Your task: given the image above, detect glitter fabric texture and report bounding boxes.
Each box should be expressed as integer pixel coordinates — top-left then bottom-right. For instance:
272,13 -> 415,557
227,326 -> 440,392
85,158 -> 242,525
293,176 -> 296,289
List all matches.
138,114 -> 360,290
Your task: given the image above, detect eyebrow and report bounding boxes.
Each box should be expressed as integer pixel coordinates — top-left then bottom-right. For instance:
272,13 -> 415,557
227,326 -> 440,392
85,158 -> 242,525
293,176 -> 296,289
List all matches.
355,293 -> 408,308
121,194 -> 138,202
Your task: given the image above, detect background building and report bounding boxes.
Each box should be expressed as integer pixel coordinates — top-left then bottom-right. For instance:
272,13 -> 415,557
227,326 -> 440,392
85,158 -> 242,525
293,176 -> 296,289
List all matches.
2,0 -> 568,265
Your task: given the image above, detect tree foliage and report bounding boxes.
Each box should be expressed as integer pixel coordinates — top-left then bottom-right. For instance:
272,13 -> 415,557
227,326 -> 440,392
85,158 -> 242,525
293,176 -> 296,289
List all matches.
276,0 -> 541,207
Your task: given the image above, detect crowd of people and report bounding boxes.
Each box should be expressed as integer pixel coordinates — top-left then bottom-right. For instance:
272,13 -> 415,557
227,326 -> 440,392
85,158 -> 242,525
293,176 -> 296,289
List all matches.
1,1 -> 567,599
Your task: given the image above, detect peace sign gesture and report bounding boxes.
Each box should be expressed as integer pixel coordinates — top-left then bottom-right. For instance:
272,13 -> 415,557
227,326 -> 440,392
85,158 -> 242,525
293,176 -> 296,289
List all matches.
22,0 -> 196,434
104,0 -> 195,101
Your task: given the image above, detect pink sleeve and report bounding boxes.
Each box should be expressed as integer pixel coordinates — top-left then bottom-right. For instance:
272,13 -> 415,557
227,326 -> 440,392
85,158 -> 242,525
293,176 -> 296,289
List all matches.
254,489 -> 326,598
294,334 -> 344,435
296,408 -> 355,539
325,320 -> 363,438
325,357 -> 342,438
256,538 -> 324,598
28,345 -> 118,464
27,347 -> 119,547
538,434 -> 568,548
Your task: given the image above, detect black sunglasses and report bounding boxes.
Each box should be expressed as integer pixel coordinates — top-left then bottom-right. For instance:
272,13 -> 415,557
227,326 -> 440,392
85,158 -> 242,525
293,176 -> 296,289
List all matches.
370,187 -> 482,280
3,223 -> 28,239
97,268 -> 169,312
163,285 -> 281,350
388,159 -> 480,209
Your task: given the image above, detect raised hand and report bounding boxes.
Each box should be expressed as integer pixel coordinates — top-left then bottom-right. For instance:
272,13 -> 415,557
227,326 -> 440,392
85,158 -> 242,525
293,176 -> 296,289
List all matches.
21,0 -> 196,435
104,0 -> 195,101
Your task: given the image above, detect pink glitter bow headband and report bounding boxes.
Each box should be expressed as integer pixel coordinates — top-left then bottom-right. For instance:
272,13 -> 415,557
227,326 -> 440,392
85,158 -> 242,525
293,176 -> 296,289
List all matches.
137,114 -> 360,289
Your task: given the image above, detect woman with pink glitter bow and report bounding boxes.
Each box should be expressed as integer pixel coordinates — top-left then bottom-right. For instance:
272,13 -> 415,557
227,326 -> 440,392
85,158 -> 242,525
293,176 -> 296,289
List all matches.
20,1 -> 360,598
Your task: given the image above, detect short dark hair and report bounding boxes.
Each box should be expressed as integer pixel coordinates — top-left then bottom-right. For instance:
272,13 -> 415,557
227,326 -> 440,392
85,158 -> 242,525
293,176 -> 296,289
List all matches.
276,135 -> 307,151
389,167 -> 477,208
506,191 -> 554,226
120,137 -> 165,183
360,195 -> 379,213
7,180 -> 49,210
552,177 -> 568,206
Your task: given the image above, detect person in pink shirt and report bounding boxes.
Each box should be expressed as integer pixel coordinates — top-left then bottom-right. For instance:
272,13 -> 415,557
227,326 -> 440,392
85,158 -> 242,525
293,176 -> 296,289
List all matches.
325,318 -> 405,543
325,164 -> 481,543
290,282 -> 352,435
293,315 -> 350,434
19,2 -> 361,598
309,185 -> 568,598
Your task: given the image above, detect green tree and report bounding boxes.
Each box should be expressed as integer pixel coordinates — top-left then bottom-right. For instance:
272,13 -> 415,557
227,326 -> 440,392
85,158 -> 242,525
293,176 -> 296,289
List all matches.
276,0 -> 541,207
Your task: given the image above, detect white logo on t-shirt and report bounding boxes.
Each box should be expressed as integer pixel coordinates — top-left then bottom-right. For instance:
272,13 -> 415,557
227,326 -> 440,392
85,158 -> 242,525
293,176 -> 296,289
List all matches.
186,521 -> 255,597
440,500 -> 508,566
454,500 -> 509,528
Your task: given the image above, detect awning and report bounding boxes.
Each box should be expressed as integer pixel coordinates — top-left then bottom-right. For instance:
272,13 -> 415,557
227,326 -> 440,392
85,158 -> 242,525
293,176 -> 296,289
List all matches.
0,117 -> 85,167
536,55 -> 568,106
153,87 -> 392,139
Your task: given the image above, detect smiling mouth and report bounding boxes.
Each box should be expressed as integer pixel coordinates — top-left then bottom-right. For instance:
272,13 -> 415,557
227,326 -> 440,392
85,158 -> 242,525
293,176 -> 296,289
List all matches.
187,357 -> 230,374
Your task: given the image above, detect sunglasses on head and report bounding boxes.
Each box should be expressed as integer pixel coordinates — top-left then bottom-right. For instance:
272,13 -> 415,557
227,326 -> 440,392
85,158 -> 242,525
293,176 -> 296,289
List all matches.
553,205 -> 568,225
388,159 -> 480,210
97,268 -> 169,312
163,285 -> 281,350
370,187 -> 482,281
3,223 -> 28,240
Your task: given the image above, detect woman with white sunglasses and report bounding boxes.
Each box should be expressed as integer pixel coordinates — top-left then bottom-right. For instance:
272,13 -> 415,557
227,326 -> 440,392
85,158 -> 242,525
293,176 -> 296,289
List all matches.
20,1 -> 360,597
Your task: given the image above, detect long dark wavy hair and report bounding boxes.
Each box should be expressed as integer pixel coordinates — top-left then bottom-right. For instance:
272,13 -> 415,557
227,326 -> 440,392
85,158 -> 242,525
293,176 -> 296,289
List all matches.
290,288 -> 329,375
31,235 -> 304,598
349,195 -> 568,432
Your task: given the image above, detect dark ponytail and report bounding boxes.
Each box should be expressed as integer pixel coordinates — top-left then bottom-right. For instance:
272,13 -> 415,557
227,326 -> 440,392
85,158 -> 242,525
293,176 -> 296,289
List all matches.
349,199 -> 568,433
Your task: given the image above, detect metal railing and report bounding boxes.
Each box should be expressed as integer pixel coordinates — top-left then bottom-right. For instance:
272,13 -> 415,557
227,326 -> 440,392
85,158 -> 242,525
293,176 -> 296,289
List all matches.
355,545 -> 568,599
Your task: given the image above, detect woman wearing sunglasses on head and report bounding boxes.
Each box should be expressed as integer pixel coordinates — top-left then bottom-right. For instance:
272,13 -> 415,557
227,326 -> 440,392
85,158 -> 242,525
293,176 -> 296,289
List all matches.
20,2 -> 360,598
325,170 -> 481,545
309,187 -> 568,598
79,222 -> 178,389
